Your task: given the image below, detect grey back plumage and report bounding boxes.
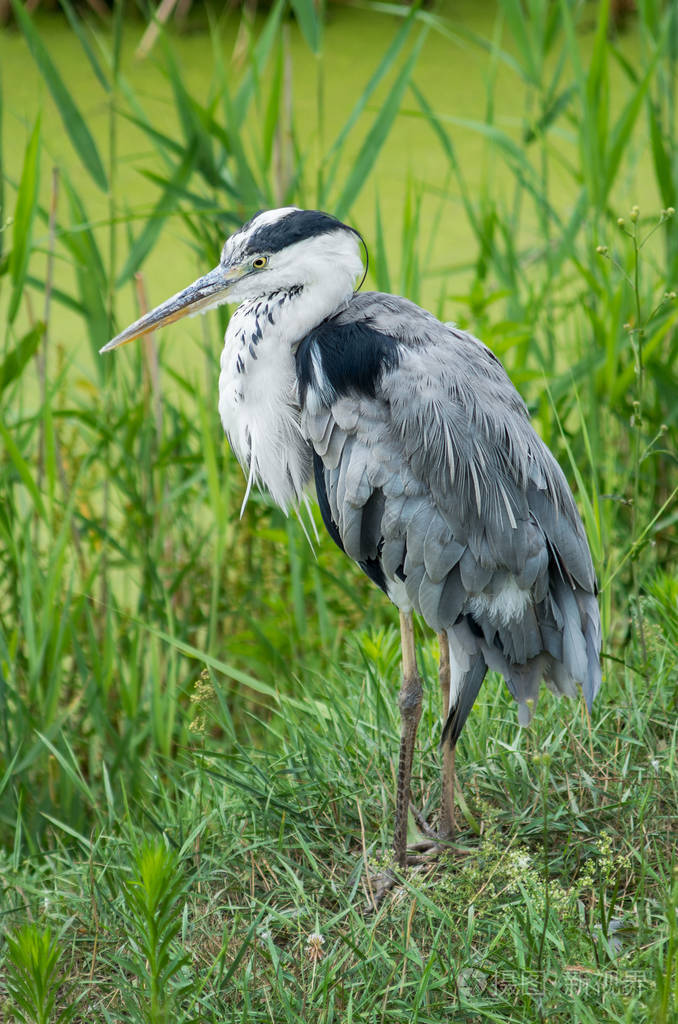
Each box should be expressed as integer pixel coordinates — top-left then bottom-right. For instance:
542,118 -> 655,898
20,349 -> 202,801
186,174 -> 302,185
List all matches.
300,291 -> 602,727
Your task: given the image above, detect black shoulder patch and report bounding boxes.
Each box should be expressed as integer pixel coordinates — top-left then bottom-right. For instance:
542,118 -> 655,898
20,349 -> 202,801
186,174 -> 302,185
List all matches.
296,319 -> 400,406
245,210 -> 346,256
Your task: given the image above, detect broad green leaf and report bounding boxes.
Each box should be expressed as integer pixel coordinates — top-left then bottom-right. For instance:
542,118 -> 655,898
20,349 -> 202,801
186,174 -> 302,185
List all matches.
8,116 -> 41,325
11,0 -> 107,192
0,322 -> 44,394
289,0 -> 323,55
647,100 -> 676,210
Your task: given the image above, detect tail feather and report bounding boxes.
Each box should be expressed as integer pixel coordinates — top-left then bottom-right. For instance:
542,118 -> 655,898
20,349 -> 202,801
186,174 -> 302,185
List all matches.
440,651 -> 487,747
579,592 -> 602,711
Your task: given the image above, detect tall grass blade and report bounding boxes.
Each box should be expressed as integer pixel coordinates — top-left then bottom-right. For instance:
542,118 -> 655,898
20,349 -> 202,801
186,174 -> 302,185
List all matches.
0,420 -> 47,521
499,0 -> 538,84
116,151 -> 196,287
604,46 -> 661,200
334,36 -> 426,219
320,4 -> 421,202
647,100 -> 676,209
59,0 -> 111,95
59,173 -> 108,357
0,323 -> 44,393
289,0 -> 323,55
0,77 -> 4,263
10,0 -> 107,192
7,116 -> 41,326
233,0 -> 286,129
161,42 -> 221,190
373,199 -> 391,293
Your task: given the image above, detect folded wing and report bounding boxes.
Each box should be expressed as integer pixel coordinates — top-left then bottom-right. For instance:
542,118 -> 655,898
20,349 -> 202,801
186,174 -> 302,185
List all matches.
297,292 -> 602,731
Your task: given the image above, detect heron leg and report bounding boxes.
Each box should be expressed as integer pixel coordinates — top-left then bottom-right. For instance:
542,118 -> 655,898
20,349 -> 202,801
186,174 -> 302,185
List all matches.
437,630 -> 456,839
368,621 -> 462,908
392,609 -> 423,869
405,633 -> 458,859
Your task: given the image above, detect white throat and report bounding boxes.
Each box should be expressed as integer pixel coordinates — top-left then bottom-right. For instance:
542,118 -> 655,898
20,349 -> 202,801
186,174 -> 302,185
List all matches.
217,243 -> 360,512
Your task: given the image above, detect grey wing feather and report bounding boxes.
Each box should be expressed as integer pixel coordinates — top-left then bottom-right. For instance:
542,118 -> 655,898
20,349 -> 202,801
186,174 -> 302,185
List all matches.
437,569 -> 469,627
382,536 -> 406,578
459,548 -> 493,592
418,576 -> 447,631
423,520 -> 464,583
323,422 -> 345,470
302,292 -> 602,725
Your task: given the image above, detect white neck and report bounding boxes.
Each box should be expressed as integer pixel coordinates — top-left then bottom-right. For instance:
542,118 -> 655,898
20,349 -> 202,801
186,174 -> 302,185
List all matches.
217,267 -> 356,511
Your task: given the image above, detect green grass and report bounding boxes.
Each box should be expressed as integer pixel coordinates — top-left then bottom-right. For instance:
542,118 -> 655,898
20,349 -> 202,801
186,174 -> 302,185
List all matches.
1,0 -> 677,1021
1,632 -> 675,1021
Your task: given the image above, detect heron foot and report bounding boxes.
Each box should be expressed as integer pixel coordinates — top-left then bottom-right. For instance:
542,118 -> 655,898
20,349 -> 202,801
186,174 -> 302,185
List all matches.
364,833 -> 462,911
405,835 -> 463,862
408,801 -> 438,839
365,868 -> 399,910
408,801 -> 459,852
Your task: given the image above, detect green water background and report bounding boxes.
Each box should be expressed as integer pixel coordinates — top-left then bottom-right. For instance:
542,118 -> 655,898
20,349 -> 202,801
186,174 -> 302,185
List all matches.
1,1 -> 659,366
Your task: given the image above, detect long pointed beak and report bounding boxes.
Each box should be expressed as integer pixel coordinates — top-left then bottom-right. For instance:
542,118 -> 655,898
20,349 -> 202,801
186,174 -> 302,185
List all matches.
100,264 -> 241,353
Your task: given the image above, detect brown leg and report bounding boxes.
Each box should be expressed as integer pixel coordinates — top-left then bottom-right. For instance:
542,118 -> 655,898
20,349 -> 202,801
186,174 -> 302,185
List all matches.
439,744 -> 456,839
368,622 -> 459,908
437,631 -> 456,839
392,610 -> 423,869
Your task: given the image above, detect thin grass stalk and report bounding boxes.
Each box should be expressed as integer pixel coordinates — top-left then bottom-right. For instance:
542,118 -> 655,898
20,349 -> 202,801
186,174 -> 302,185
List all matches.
271,24 -> 295,205
99,6 -> 123,624
36,166 -> 58,490
628,220 -> 648,663
313,13 -> 324,205
135,274 -> 164,440
0,75 -> 3,265
283,24 -> 295,203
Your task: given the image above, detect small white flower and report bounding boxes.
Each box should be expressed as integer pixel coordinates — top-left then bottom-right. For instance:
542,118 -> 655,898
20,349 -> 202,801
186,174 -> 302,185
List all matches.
306,931 -> 326,962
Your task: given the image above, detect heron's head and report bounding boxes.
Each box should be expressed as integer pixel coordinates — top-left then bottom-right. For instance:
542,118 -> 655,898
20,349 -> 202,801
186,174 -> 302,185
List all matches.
100,208 -> 366,353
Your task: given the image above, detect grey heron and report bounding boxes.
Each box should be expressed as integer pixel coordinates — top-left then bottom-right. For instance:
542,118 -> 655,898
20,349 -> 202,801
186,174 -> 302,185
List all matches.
102,207 -> 602,886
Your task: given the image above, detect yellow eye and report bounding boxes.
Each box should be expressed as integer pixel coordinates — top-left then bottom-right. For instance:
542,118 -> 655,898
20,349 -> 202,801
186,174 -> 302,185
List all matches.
252,256 -> 268,269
